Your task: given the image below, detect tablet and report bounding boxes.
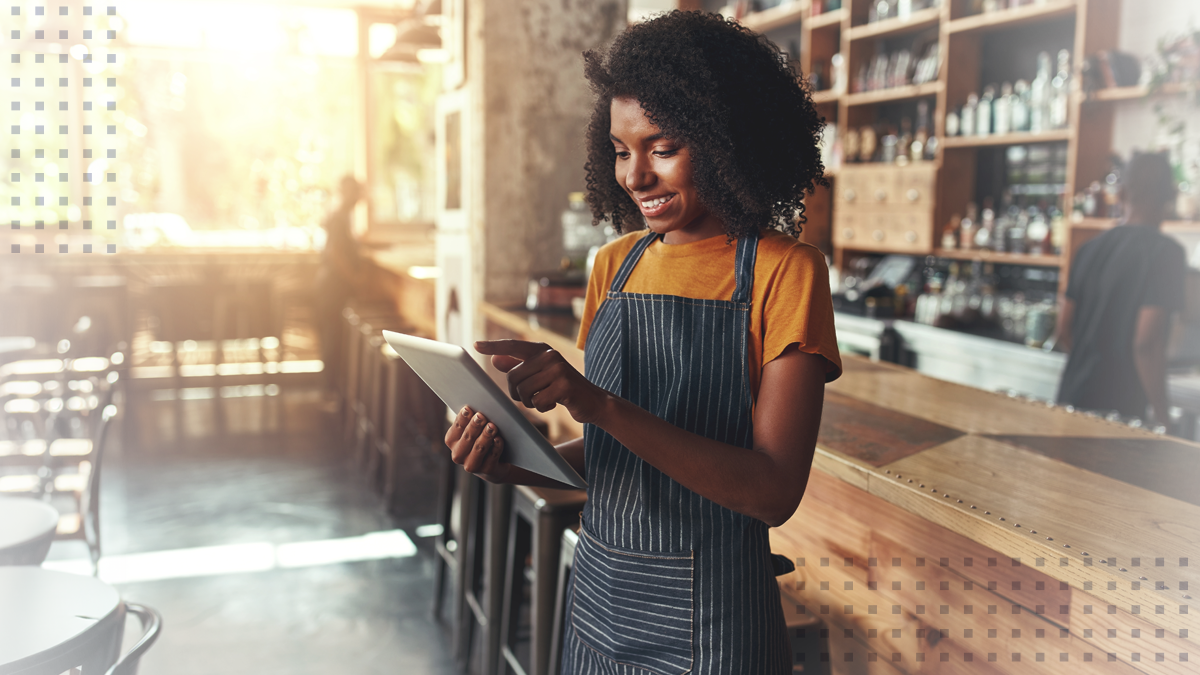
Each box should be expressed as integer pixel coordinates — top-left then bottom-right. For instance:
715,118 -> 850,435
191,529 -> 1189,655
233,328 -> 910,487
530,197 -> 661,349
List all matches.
381,330 -> 587,489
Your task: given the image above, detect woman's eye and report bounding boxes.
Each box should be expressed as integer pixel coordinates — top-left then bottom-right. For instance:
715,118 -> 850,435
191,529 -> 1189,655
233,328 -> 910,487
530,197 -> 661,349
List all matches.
614,150 -> 630,159
653,148 -> 679,157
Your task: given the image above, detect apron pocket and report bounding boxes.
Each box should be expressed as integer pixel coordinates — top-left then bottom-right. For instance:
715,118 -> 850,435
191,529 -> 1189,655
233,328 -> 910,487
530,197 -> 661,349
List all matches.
571,526 -> 694,675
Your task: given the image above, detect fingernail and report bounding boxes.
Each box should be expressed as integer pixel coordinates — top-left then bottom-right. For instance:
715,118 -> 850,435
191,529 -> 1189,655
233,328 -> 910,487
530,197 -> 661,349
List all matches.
486,424 -> 495,434
461,406 -> 471,415
473,413 -> 483,424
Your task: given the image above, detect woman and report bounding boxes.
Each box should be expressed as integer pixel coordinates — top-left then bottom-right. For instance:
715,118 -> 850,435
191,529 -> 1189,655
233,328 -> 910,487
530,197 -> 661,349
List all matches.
446,11 -> 841,673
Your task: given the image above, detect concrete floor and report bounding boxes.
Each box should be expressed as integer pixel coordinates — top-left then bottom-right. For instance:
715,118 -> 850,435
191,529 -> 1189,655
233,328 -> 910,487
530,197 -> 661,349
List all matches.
45,382 -> 460,675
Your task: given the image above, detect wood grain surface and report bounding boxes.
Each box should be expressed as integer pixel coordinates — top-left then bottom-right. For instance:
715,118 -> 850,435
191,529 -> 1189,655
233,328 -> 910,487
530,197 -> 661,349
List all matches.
819,391 -> 966,467
985,435 -> 1200,508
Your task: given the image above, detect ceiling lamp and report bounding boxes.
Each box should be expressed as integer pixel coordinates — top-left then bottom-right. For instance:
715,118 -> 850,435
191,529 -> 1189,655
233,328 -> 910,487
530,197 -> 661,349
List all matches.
377,0 -> 442,63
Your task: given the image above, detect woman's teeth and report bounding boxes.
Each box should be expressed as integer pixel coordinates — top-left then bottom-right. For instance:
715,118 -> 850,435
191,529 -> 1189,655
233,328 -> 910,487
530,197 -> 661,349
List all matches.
641,195 -> 672,208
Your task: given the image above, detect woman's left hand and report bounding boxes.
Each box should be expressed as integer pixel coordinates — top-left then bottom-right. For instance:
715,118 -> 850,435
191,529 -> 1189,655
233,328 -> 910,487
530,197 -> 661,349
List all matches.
474,340 -> 610,425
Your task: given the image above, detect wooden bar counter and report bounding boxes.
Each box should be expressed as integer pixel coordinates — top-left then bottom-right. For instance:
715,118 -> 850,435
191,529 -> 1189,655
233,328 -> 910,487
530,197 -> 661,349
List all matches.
481,302 -> 1198,674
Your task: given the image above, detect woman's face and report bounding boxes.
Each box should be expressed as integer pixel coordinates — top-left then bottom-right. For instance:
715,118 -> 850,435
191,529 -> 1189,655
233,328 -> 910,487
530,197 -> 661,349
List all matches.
610,97 -> 725,244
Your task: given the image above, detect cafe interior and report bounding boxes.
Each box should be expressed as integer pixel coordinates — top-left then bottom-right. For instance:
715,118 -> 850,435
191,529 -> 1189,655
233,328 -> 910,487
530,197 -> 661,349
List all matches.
0,0 -> 1198,673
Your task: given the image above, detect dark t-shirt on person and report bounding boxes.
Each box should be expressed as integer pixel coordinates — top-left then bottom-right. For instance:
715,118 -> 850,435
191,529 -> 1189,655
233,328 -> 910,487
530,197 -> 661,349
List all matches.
1057,224 -> 1187,417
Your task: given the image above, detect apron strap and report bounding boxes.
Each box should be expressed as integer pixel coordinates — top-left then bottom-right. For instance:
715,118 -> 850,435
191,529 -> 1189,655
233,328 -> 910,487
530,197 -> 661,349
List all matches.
608,230 -> 659,293
731,229 -> 759,305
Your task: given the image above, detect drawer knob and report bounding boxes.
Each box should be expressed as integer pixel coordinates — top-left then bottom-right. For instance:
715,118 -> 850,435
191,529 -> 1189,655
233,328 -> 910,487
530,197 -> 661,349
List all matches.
872,229 -> 885,241
907,188 -> 920,202
843,189 -> 857,203
874,189 -> 887,202
905,230 -> 918,243
842,228 -> 855,239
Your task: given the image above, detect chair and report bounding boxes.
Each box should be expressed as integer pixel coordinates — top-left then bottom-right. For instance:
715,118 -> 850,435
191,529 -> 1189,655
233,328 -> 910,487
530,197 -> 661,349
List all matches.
105,602 -> 163,675
497,485 -> 587,675
51,401 -> 118,576
0,497 -> 60,565
546,526 -> 578,675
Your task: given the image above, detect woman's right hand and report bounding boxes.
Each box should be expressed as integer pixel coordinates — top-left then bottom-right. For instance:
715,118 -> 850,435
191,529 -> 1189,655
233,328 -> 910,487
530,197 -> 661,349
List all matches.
444,405 -> 510,482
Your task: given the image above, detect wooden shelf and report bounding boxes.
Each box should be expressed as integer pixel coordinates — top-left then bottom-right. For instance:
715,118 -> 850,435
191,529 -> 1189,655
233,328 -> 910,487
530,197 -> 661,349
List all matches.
741,0 -> 808,33
811,88 -> 842,105
847,7 -> 940,41
934,248 -> 1062,267
1074,217 -> 1200,233
946,0 -> 1076,35
807,7 -> 847,30
1085,81 -> 1196,102
844,81 -> 943,106
941,129 -> 1071,148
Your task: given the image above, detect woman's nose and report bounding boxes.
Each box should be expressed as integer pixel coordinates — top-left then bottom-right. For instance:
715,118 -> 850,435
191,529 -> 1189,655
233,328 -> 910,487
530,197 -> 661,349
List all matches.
624,153 -> 654,192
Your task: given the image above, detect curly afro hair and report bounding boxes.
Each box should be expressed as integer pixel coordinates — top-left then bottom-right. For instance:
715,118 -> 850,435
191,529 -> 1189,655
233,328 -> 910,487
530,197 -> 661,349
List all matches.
583,10 -> 828,240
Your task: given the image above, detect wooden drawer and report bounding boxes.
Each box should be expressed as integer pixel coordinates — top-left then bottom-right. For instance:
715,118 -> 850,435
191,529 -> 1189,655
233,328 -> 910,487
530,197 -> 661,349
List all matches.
834,209 -> 934,254
836,165 -> 938,211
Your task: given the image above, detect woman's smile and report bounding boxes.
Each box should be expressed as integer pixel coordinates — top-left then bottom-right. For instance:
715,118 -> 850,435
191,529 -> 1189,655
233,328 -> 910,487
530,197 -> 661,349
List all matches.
637,193 -> 676,217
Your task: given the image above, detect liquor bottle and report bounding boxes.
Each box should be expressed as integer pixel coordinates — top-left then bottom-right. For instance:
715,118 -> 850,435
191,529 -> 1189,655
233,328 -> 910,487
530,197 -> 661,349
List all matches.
912,101 -> 930,161
942,215 -> 960,250
961,93 -> 979,138
1048,205 -> 1066,254
1029,51 -> 1052,133
1025,206 -> 1049,255
1011,80 -> 1031,132
959,201 -> 978,250
924,134 -> 939,161
1050,49 -> 1071,130
881,126 -> 899,164
977,85 -> 995,136
994,82 -> 1013,135
1007,205 -> 1029,254
946,110 -> 960,137
897,118 -> 913,165
975,198 -> 996,249
860,125 -> 878,162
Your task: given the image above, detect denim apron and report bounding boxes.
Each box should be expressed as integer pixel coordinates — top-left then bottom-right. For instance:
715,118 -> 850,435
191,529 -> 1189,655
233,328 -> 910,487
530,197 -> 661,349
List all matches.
561,229 -> 790,675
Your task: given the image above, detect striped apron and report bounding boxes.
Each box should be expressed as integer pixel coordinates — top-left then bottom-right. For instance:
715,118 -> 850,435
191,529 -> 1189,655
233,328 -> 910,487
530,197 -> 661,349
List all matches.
561,229 -> 790,675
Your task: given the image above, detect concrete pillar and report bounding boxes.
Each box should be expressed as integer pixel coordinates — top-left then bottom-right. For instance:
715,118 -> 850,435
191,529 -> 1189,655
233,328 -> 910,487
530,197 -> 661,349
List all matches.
467,0 -> 627,311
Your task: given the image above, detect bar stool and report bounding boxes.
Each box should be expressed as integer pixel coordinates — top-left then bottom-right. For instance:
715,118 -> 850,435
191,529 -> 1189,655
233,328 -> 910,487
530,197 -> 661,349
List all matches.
780,588 -> 831,674
356,319 -> 408,489
546,526 -> 578,675
457,415 -> 551,673
339,302 -> 397,443
497,485 -> 587,675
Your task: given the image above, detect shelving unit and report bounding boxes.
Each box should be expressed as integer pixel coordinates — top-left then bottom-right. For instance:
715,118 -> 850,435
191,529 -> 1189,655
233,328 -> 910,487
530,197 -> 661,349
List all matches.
845,6 -> 940,41
932,248 -> 1063,267
732,0 -> 1128,298
940,129 -> 1072,148
843,81 -> 942,106
1085,81 -> 1195,102
944,0 -> 1077,35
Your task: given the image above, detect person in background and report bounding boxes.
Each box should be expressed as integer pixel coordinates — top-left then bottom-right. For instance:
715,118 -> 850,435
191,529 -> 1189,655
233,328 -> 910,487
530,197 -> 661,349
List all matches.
1056,151 -> 1185,429
316,174 -> 364,401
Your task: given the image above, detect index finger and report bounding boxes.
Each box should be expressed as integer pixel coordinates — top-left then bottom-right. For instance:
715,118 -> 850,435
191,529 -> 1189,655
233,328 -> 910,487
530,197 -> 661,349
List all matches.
473,339 -> 552,361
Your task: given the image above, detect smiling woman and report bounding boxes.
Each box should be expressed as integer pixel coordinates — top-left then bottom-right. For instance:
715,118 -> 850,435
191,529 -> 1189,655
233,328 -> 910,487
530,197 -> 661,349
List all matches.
444,11 -> 841,675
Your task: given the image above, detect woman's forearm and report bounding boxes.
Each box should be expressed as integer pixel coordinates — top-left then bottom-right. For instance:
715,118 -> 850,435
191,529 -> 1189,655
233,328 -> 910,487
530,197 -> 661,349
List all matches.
593,395 -> 806,527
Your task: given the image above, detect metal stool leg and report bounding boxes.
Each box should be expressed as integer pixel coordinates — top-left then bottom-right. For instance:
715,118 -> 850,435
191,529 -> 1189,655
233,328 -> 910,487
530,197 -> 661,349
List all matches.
547,528 -> 577,675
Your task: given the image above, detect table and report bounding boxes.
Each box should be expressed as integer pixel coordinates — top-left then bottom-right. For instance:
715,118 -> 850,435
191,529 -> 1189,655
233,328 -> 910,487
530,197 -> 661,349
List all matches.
0,498 -> 59,566
0,567 -> 124,675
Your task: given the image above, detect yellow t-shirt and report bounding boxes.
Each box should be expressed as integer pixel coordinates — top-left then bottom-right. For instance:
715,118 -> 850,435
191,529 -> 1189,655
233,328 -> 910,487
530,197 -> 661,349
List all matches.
576,228 -> 843,402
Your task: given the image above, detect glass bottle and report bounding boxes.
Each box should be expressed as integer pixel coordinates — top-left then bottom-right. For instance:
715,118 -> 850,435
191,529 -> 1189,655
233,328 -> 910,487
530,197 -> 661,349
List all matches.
976,85 -> 995,136
1025,206 -> 1049,255
1050,49 -> 1071,130
1029,51 -> 1052,133
1011,80 -> 1031,132
945,110 -> 960,137
994,82 -> 1013,135
897,118 -> 913,165
959,201 -> 978,250
1007,205 -> 1029,254
912,101 -> 930,161
961,93 -> 979,138
975,198 -> 996,249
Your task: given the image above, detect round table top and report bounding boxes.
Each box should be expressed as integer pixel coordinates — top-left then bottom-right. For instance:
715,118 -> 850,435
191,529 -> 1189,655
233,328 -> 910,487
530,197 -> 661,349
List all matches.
0,497 -> 59,552
0,567 -> 122,672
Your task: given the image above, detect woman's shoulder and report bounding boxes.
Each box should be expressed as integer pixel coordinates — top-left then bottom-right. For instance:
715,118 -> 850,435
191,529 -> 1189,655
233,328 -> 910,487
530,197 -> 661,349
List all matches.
756,228 -> 828,275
